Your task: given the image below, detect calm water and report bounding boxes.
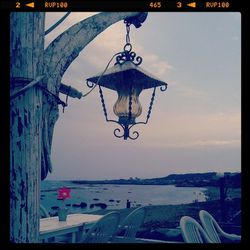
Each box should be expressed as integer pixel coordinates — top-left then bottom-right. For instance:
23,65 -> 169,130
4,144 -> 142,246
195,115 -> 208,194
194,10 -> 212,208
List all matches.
41,180 -> 207,215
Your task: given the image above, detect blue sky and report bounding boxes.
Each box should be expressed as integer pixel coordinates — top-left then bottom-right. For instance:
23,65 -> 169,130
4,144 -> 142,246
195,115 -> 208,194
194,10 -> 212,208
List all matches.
45,12 -> 241,180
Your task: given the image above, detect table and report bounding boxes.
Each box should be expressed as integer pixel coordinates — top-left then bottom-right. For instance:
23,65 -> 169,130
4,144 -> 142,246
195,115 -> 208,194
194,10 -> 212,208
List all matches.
39,213 -> 103,243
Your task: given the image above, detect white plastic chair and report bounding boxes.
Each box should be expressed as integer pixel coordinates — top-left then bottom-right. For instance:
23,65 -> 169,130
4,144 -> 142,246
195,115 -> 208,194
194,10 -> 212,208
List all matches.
116,206 -> 146,239
199,210 -> 241,243
180,216 -> 213,243
81,211 -> 120,243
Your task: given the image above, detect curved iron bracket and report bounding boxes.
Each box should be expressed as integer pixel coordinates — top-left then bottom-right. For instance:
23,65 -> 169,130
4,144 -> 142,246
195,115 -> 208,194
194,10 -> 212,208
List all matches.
124,12 -> 148,28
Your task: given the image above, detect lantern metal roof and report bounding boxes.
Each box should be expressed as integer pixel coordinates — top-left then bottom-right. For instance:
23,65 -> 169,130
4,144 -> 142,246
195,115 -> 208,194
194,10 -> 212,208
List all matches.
86,61 -> 167,91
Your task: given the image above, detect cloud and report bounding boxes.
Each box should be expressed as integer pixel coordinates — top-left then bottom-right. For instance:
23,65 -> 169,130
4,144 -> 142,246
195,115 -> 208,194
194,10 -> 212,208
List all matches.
45,12 -> 173,92
136,137 -> 241,149
169,79 -> 208,99
136,111 -> 241,149
44,12 -> 173,100
80,22 -> 173,80
143,139 -> 241,149
139,52 -> 173,78
45,12 -> 99,48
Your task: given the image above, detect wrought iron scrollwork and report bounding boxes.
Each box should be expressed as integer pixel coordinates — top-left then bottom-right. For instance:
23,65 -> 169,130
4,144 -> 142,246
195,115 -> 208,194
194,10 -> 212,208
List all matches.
113,124 -> 140,140
98,85 -> 108,119
115,22 -> 143,66
86,80 -> 96,89
127,129 -> 139,140
146,87 -> 156,122
115,44 -> 143,66
113,128 -> 124,138
160,84 -> 168,92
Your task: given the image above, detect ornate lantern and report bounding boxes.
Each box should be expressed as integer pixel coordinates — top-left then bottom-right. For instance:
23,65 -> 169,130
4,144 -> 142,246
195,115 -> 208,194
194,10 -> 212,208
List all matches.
86,20 -> 168,140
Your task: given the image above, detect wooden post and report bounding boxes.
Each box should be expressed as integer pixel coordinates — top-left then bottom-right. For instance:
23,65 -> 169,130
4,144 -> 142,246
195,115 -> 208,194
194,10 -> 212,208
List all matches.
10,12 -> 147,242
10,12 -> 45,242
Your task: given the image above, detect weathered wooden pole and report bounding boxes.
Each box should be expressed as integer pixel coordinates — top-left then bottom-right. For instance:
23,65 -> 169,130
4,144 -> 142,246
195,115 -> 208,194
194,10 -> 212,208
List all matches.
10,12 -> 45,242
10,12 -> 147,242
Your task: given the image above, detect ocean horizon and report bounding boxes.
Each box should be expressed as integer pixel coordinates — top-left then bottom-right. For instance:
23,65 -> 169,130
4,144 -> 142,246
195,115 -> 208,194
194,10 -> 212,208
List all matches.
41,180 -> 207,216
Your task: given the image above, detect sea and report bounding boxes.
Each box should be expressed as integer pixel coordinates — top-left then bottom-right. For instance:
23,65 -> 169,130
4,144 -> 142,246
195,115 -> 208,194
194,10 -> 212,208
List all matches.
41,180 -> 208,216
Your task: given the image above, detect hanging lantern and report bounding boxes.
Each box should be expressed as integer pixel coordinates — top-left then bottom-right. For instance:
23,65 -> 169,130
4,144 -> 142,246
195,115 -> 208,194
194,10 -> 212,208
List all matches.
86,20 -> 167,140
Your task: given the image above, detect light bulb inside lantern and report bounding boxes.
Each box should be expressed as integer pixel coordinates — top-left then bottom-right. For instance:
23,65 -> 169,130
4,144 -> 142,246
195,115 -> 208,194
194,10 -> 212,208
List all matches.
113,84 -> 142,125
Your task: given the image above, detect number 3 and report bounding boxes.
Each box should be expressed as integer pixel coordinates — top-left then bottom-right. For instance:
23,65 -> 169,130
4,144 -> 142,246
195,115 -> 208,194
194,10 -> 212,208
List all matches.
177,2 -> 182,8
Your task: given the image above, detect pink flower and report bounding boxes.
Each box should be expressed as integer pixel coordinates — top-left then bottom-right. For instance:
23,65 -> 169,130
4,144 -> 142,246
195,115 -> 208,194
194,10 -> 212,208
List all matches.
57,187 -> 71,200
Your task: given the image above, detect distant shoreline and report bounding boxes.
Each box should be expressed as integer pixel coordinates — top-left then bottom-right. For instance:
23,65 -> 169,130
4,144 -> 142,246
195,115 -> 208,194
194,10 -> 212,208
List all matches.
45,171 -> 240,188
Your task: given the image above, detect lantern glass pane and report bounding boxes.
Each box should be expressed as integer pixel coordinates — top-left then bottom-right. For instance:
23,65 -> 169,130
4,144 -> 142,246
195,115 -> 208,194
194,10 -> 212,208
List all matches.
113,86 -> 142,125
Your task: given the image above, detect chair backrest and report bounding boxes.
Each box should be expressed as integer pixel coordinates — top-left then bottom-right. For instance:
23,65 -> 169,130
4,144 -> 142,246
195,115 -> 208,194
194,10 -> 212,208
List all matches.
199,210 -> 223,243
180,216 -> 213,243
82,211 -> 120,243
40,204 -> 50,218
116,206 -> 146,239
